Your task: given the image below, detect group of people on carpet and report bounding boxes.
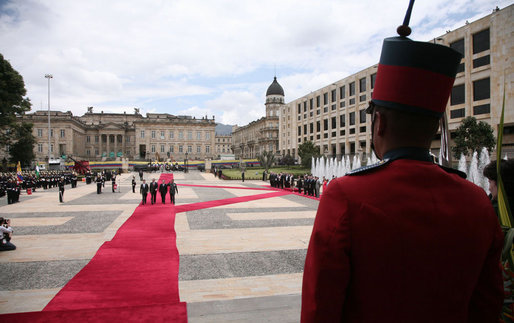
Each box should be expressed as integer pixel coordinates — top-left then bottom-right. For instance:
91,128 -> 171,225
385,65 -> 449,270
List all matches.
139,178 -> 178,205
268,172 -> 331,198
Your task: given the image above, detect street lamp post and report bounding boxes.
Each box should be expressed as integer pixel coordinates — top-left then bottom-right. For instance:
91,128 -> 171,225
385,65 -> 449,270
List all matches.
185,152 -> 188,173
45,74 -> 53,169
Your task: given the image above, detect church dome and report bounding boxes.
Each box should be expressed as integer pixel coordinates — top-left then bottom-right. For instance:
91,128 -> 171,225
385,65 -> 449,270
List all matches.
266,77 -> 284,96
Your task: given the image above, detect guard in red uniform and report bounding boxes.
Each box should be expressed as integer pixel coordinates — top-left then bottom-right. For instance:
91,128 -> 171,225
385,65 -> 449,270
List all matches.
301,2 -> 504,322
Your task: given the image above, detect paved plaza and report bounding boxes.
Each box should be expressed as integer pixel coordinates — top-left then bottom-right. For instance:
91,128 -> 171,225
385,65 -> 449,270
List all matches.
0,170 -> 319,322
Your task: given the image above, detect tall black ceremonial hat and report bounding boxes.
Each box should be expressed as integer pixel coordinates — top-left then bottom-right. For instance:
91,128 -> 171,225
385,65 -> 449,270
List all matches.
370,0 -> 463,117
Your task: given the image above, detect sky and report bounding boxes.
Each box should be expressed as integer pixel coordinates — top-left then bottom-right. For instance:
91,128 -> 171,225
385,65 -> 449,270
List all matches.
0,0 -> 511,126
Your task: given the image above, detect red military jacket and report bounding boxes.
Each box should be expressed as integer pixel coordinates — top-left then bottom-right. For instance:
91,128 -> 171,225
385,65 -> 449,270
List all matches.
301,149 -> 503,322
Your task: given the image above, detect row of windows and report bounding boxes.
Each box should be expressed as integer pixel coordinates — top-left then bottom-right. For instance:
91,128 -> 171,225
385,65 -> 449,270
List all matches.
148,145 -> 211,154
140,130 -> 211,140
37,129 -> 66,138
297,110 -> 367,136
297,74 -> 376,114
449,77 -> 491,118
449,28 -> 490,57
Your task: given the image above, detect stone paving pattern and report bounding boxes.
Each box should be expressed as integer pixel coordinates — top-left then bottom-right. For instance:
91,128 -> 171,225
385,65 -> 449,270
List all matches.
0,170 -> 319,322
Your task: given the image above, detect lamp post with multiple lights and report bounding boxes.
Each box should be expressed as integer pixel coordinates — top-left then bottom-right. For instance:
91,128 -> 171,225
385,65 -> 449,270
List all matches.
45,74 -> 53,169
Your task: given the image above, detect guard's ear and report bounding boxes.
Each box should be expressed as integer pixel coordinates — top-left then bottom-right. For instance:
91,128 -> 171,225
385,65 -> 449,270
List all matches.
375,110 -> 387,137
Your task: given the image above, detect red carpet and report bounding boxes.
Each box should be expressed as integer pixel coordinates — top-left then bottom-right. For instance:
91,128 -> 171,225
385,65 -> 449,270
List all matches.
1,173 -> 187,322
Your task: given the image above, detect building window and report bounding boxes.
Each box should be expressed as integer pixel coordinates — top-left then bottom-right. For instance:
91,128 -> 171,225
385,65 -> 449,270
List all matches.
473,78 -> 490,101
95,149 -> 99,155
304,125 -> 307,134
349,128 -> 355,135
297,104 -> 301,114
323,107 -> 328,113
340,85 -> 346,99
50,144 -> 54,153
456,63 -> 465,74
309,123 -> 313,133
451,84 -> 465,105
360,126 -> 366,133
170,146 -> 174,152
472,29 -> 489,54
450,39 -> 465,56
349,82 -> 355,96
95,135 -> 99,143
86,149 -> 90,156
141,130 -> 145,138
298,126 -> 301,136
86,136 -> 91,143
304,101 -> 308,112
340,130 -> 345,136
160,131 -> 164,139
349,98 -> 355,105
126,136 -> 130,143
37,129 -> 43,137
317,110 -> 320,115
359,95 -> 366,102
151,131 -> 156,139
323,92 -> 328,105
151,145 -> 155,153
359,78 -> 366,92
187,145 -> 192,153
187,131 -> 193,140
205,132 -> 211,140
38,143 -> 43,152
316,96 -> 320,107
161,145 -> 165,153
332,117 -> 337,129
169,131 -> 174,139
450,108 -> 465,119
50,129 -> 53,137
340,101 -> 346,108
371,73 -> 377,89
359,110 -> 366,124
179,145 -> 183,153
206,146 -> 210,153
197,146 -> 201,153
197,131 -> 202,140
331,104 -> 336,111
340,115 -> 345,127
331,89 -> 337,102
316,121 -> 321,132
473,55 -> 490,68
179,131 -> 184,139
349,112 -> 355,125
473,104 -> 490,115
324,119 -> 329,131
309,98 -> 313,110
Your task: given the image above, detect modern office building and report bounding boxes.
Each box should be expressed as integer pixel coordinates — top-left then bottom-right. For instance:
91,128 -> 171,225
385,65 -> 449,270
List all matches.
279,5 -> 513,161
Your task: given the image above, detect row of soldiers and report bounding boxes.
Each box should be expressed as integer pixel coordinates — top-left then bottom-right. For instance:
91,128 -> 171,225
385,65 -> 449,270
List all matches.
268,173 -> 322,197
0,170 -> 79,204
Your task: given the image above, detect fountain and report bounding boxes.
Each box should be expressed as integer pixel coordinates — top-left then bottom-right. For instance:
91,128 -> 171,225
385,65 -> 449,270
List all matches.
467,151 -> 480,186
458,154 -> 467,174
478,148 -> 491,194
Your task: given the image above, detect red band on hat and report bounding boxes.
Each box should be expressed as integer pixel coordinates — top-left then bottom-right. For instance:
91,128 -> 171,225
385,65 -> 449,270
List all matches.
372,64 -> 455,114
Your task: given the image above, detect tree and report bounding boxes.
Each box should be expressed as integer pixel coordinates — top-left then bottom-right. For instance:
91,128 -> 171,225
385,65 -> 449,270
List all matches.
258,150 -> 275,173
280,154 -> 295,167
452,116 -> 495,158
0,53 -> 32,146
9,122 -> 35,167
298,141 -> 320,169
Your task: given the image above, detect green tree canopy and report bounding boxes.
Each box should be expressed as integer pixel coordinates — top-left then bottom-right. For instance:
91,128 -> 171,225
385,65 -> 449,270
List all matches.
280,154 -> 295,167
452,116 -> 495,158
0,53 -> 32,145
258,150 -> 275,173
9,122 -> 35,167
298,141 -> 320,168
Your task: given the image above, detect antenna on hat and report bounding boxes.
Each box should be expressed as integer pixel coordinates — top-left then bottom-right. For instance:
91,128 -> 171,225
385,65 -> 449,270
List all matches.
397,0 -> 415,37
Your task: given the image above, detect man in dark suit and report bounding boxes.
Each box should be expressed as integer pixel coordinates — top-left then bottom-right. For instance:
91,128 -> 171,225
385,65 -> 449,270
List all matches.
131,176 -> 136,193
159,179 -> 168,204
140,179 -> 149,205
168,179 -> 178,205
149,178 -> 158,205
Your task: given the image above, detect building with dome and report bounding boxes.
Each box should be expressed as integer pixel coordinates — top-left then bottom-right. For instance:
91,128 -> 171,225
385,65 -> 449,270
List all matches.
231,77 -> 284,159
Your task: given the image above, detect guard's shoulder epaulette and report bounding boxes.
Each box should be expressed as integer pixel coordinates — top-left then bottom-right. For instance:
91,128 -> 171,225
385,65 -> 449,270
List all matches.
346,159 -> 390,176
437,164 -> 467,179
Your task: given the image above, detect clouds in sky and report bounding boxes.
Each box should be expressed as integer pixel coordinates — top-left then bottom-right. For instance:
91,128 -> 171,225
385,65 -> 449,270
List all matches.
0,0 -> 510,125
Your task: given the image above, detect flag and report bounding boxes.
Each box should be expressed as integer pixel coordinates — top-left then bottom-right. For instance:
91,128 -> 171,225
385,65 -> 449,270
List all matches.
35,163 -> 40,179
16,161 -> 23,183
